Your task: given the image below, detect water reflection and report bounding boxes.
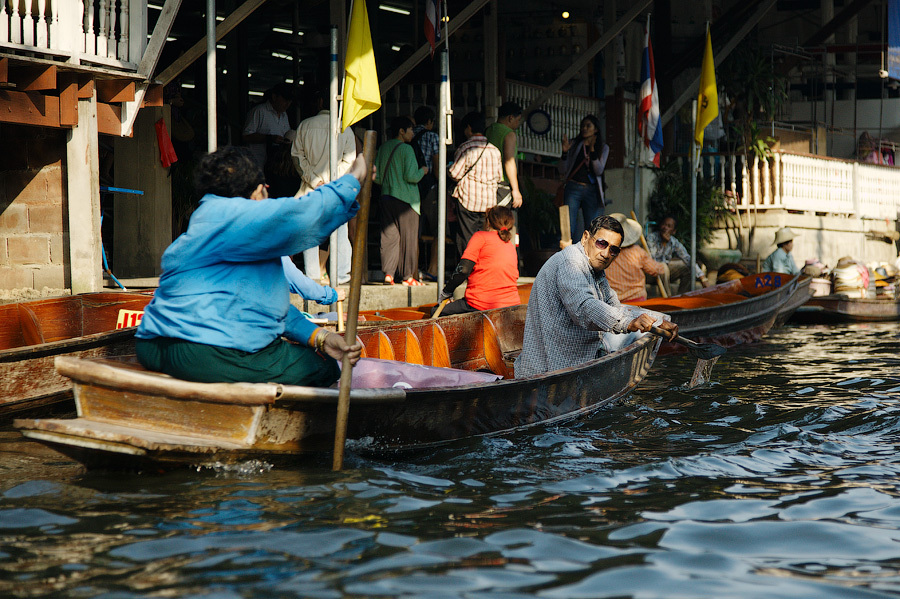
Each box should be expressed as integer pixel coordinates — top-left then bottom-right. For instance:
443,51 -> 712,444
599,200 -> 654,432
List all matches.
1,323 -> 900,597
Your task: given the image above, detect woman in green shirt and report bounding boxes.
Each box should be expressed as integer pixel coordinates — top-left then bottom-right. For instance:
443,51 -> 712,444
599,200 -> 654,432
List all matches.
375,116 -> 428,285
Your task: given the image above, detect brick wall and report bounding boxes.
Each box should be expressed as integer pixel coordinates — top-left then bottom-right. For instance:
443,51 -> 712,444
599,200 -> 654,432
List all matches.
0,124 -> 68,291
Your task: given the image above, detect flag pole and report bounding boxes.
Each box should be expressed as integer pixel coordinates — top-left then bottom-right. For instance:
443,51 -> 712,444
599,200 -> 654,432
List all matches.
690,98 -> 698,288
329,25 -> 340,290
436,0 -> 452,295
633,14 -> 651,220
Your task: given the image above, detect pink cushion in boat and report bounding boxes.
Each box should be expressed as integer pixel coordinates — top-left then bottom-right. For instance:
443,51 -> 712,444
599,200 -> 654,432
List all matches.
339,358 -> 501,389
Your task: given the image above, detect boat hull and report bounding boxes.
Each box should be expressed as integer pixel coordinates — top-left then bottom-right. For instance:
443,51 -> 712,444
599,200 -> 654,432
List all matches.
0,292 -> 152,420
791,295 -> 900,323
16,306 -> 660,468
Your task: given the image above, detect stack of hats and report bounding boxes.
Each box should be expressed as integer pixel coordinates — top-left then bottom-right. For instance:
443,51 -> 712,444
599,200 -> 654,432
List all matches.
872,264 -> 898,298
832,256 -> 869,298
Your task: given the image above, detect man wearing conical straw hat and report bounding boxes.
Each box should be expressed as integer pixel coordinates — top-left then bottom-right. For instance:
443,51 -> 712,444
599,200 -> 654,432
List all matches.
762,227 -> 801,275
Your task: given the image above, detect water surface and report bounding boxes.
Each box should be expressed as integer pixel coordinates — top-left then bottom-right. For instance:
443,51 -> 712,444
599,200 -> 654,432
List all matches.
1,323 -> 899,598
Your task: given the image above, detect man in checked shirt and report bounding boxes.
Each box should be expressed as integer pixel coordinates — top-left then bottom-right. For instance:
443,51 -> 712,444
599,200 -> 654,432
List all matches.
515,215 -> 678,378
449,111 -> 503,257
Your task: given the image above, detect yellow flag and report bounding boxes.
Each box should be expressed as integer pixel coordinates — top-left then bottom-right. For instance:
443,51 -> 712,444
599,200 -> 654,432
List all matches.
342,0 -> 381,131
694,26 -> 718,148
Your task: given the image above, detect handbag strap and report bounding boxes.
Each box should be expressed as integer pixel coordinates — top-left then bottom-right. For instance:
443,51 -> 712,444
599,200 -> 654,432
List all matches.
459,143 -> 488,181
563,140 -> 588,182
382,142 -> 404,189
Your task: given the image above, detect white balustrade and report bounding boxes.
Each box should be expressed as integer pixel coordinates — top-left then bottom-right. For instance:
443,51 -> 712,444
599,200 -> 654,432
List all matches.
506,80 -> 602,157
0,0 -> 142,69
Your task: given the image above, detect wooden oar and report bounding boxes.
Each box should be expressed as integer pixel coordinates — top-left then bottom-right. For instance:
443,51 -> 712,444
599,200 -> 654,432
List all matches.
649,325 -> 725,360
333,130 -> 377,472
431,297 -> 451,318
631,210 -> 668,298
559,205 -> 572,247
336,298 -> 344,333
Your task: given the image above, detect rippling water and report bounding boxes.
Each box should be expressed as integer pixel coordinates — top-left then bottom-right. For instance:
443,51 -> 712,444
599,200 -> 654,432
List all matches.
2,323 -> 900,598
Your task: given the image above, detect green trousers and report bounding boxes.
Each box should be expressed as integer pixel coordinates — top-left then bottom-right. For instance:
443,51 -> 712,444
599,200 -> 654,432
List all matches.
135,336 -> 340,387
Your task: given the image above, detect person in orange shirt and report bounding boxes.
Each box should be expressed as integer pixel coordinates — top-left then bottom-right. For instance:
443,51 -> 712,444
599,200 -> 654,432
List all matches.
432,206 -> 519,316
605,215 -> 665,302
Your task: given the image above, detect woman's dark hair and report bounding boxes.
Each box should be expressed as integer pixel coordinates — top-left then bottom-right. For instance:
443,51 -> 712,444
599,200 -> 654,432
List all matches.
194,146 -> 265,199
461,111 -> 486,135
587,215 -> 624,239
389,115 -> 414,138
580,114 -> 602,141
485,205 -> 515,243
414,106 -> 435,126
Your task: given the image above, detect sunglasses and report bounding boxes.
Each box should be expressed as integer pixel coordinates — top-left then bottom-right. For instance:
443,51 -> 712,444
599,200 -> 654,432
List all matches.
592,237 -> 621,257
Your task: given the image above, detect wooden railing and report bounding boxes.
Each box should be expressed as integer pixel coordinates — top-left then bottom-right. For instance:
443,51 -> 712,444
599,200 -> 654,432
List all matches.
0,0 -> 144,69
679,150 -> 900,220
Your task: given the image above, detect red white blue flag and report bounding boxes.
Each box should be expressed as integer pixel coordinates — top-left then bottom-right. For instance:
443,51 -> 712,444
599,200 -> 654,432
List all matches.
425,0 -> 440,56
638,18 -> 663,166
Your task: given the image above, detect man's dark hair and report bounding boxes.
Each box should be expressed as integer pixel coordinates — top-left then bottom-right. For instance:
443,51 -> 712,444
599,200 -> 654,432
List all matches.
498,101 -> 523,119
461,111 -> 486,135
414,106 -> 435,126
269,82 -> 294,102
194,146 -> 265,199
587,215 -> 624,240
389,115 -> 415,138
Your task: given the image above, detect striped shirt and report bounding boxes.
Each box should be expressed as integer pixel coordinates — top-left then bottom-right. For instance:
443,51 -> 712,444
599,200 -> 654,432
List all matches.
449,135 -> 502,213
515,243 -> 654,378
646,231 -> 704,279
413,126 -> 440,168
605,245 -> 666,301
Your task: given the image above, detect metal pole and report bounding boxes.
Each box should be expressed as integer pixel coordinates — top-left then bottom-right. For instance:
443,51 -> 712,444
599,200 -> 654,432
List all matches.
329,26 -> 340,286
690,99 -> 698,290
437,47 -> 450,295
633,133 -> 641,220
206,0 -> 216,152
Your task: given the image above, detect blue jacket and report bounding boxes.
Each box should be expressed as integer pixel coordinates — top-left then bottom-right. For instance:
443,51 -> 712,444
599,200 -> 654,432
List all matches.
281,256 -> 338,305
136,175 -> 360,352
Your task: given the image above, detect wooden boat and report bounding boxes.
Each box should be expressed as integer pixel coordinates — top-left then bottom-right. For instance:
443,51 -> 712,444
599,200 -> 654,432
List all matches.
357,283 -> 534,322
628,272 -> 804,351
15,304 -> 662,469
773,275 -> 813,327
791,294 -> 900,323
0,292 -> 153,420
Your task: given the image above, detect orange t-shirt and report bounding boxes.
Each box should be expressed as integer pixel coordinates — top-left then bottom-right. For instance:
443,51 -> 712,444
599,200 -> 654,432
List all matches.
462,230 -> 520,310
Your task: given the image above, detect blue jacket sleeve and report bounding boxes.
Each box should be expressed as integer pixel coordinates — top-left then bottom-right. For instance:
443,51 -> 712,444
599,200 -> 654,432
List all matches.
281,256 -> 336,303
284,305 -> 319,345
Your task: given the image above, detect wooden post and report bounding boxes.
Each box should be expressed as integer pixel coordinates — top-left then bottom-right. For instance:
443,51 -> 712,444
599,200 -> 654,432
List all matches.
559,205 -> 571,246
333,131 -> 377,471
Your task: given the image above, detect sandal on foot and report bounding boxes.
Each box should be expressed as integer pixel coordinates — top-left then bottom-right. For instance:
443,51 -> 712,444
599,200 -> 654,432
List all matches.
384,275 -> 395,285
402,278 -> 425,286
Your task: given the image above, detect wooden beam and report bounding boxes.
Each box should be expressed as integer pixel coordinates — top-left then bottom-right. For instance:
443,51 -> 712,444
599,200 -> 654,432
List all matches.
777,0 -> 874,76
14,65 -> 57,91
77,78 -> 95,99
96,80 -> 135,103
97,102 -> 123,136
660,0 -> 778,128
0,58 -> 7,83
59,73 -> 79,127
379,0 -> 491,96
523,0 -> 652,116
0,90 -> 60,127
157,0 -> 268,85
139,0 -> 182,79
143,84 -> 164,107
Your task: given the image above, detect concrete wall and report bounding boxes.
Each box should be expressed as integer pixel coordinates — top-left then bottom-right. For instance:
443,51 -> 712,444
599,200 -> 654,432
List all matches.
785,98 -> 900,160
709,208 -> 899,271
0,125 -> 68,293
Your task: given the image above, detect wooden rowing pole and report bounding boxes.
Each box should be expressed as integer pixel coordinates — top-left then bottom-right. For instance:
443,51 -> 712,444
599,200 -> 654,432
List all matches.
333,130 -> 377,471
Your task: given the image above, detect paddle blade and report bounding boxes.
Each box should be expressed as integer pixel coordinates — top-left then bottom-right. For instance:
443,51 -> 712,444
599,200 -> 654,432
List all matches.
685,341 -> 727,361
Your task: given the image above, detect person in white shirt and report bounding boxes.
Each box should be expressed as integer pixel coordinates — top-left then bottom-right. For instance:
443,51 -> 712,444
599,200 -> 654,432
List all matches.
291,87 -> 357,285
242,83 -> 293,168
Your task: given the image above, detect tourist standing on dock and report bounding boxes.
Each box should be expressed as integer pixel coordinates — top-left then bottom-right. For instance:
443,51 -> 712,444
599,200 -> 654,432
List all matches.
449,111 -> 503,256
762,227 -> 801,275
515,215 -> 677,378
646,216 -> 709,293
558,115 -> 610,241
134,146 -> 364,387
375,116 -> 428,286
605,216 -> 665,302
433,206 -> 519,317
242,83 -> 293,169
290,86 -> 357,286
485,102 -> 524,209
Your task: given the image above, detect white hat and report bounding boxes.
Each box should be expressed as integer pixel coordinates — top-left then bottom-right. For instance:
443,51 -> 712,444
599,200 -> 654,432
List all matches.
774,227 -> 798,246
620,218 -> 642,248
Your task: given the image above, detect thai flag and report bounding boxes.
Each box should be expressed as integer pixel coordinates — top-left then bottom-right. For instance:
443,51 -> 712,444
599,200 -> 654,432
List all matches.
638,22 -> 663,166
425,0 -> 440,56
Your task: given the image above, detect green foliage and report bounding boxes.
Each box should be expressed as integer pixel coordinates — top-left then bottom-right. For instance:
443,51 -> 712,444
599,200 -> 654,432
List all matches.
719,42 -> 787,156
647,160 -> 724,248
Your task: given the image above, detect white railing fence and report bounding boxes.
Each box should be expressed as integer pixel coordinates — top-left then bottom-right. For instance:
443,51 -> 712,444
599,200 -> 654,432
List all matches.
678,150 -> 900,220
0,0 -> 143,69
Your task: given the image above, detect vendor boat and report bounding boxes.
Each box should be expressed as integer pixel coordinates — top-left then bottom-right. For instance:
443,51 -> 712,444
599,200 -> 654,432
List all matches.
791,294 -> 900,323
